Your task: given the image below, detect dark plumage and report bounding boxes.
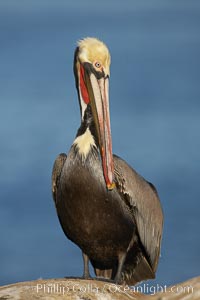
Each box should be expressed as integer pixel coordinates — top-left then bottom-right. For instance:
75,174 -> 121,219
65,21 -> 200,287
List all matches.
52,37 -> 163,285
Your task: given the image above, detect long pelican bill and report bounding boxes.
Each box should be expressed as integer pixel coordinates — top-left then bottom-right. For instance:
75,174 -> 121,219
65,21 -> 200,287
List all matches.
80,62 -> 115,190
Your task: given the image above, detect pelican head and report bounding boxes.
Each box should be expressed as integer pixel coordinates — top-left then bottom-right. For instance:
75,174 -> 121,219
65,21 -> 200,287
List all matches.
74,37 -> 114,190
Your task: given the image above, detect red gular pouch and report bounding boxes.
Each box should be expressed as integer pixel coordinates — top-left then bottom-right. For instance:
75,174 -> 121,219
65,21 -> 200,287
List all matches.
79,64 -> 90,104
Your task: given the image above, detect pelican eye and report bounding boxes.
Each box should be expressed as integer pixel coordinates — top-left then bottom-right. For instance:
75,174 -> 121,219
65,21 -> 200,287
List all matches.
94,61 -> 101,68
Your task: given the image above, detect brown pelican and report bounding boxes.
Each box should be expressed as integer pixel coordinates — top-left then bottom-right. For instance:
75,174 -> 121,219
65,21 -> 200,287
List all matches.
52,37 -> 163,285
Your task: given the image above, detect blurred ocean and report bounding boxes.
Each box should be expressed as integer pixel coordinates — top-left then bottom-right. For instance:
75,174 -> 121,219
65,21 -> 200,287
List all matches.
0,0 -> 200,288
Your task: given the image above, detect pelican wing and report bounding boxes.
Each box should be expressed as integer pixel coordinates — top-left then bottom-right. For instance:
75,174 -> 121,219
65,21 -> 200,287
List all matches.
113,155 -> 163,273
52,153 -> 67,204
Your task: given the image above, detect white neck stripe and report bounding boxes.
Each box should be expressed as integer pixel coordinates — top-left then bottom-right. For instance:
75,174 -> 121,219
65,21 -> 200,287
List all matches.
73,128 -> 96,159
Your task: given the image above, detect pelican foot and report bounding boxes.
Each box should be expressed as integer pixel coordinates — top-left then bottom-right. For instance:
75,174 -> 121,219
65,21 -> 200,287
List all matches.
82,272 -> 92,279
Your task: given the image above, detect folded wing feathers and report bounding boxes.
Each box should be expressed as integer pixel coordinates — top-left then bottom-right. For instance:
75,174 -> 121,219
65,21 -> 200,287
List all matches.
113,155 -> 163,272
52,153 -> 67,204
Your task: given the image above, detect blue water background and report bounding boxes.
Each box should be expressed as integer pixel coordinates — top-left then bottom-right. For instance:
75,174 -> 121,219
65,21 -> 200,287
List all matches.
0,0 -> 200,287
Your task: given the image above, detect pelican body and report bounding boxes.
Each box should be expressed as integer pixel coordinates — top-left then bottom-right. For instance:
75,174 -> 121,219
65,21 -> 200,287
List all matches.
52,38 -> 163,285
